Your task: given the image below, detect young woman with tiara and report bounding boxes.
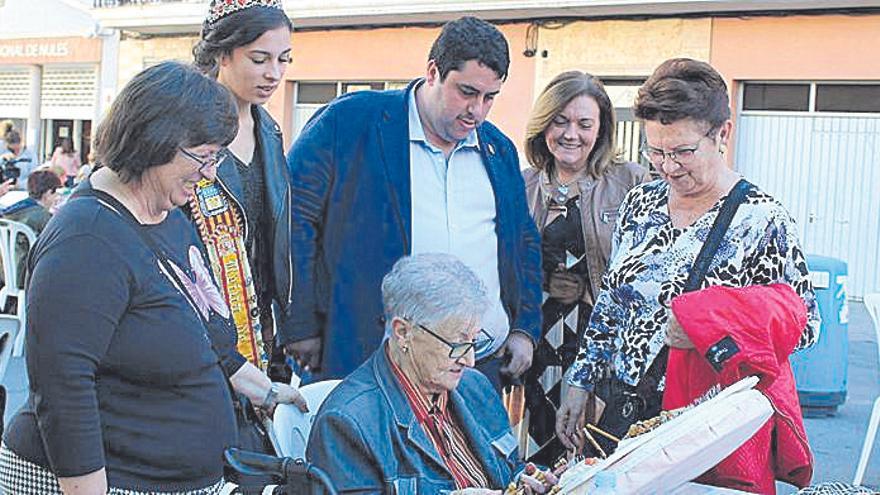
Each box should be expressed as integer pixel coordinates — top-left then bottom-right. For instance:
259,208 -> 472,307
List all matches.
191,1 -> 306,486
191,0 -> 302,413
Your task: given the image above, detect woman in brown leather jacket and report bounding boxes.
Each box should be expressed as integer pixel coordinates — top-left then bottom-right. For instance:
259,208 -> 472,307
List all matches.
520,71 -> 647,464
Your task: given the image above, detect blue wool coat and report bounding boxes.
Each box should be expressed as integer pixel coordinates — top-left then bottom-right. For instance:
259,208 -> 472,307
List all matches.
285,79 -> 542,380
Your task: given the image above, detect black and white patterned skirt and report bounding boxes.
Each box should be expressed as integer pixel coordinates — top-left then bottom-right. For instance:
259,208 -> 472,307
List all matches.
0,443 -> 227,495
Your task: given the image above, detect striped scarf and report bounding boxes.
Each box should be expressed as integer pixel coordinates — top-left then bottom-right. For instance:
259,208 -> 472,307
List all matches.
386,347 -> 490,489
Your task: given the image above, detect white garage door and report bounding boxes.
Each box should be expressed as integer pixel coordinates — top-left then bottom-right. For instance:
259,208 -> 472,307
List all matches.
734,82 -> 880,298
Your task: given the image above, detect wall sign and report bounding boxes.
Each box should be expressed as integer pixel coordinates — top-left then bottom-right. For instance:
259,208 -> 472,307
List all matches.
0,42 -> 70,59
0,37 -> 101,65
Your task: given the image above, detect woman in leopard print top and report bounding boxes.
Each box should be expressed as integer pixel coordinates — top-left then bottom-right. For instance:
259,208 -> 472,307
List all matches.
555,58 -> 820,452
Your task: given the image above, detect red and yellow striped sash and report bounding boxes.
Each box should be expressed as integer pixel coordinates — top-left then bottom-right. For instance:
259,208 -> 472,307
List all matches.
189,178 -> 266,369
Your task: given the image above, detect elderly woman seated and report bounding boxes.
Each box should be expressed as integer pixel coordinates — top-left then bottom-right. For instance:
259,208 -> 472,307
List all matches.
307,253 -> 558,494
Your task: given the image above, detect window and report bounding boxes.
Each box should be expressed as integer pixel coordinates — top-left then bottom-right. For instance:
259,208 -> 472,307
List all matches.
342,82 -> 384,94
743,83 -> 810,112
742,81 -> 880,114
816,84 -> 880,113
292,80 -> 408,139
602,78 -> 647,165
296,83 -> 337,104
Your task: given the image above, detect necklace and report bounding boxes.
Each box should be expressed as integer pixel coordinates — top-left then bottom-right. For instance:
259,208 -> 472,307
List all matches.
552,171 -> 583,204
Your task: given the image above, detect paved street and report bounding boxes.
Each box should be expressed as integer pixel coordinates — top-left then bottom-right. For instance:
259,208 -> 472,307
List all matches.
780,301 -> 880,492
2,303 -> 878,490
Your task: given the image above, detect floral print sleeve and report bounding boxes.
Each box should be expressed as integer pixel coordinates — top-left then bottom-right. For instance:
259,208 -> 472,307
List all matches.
566,180 -> 820,390
742,205 -> 820,350
567,186 -> 647,390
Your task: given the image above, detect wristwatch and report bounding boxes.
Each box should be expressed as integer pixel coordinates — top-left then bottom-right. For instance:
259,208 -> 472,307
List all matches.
263,382 -> 280,409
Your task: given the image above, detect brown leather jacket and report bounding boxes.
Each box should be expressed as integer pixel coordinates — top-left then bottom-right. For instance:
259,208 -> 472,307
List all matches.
523,161 -> 649,306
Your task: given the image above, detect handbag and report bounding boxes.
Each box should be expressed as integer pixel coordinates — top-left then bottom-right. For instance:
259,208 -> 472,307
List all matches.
587,179 -> 754,455
76,187 -> 279,489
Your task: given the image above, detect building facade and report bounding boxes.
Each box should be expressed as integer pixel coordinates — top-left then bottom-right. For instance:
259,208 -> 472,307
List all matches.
0,0 -> 118,164
88,0 -> 880,296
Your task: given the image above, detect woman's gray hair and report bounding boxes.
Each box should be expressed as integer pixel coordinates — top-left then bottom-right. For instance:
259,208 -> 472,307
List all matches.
381,253 -> 488,335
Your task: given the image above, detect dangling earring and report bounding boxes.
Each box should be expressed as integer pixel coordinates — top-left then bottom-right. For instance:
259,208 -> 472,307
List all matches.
718,128 -> 728,156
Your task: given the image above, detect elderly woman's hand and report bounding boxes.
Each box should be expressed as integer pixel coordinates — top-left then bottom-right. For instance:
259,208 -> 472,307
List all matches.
274,382 -> 309,413
665,312 -> 694,349
556,386 -> 587,451
517,468 -> 561,494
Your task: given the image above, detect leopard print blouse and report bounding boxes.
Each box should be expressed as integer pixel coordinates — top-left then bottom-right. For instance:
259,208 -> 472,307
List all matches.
567,179 -> 821,389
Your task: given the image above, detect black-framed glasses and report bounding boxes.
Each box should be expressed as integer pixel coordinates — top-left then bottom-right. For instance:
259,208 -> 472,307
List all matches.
178,146 -> 224,173
640,128 -> 718,167
410,320 -> 495,359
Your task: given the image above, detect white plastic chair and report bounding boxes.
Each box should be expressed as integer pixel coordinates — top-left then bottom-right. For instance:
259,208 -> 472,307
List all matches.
0,314 -> 21,384
854,293 -> 880,485
272,379 -> 342,459
0,220 -> 13,311
0,219 -> 36,357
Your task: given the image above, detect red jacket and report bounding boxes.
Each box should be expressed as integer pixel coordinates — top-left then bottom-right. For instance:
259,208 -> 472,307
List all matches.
663,284 -> 813,494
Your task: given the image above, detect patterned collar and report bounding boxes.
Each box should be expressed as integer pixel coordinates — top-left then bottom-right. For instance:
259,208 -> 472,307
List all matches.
385,344 -> 448,416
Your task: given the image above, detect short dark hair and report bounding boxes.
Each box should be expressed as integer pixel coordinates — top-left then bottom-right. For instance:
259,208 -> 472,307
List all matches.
28,169 -> 62,200
634,58 -> 730,131
93,61 -> 238,183
194,6 -> 293,79
428,16 -> 510,81
526,71 -> 619,177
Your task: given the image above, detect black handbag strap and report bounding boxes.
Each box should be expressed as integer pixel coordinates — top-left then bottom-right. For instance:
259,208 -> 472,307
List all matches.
640,178 -> 753,392
75,187 -> 268,436
683,178 -> 753,293
78,187 -> 250,402
78,187 -> 210,324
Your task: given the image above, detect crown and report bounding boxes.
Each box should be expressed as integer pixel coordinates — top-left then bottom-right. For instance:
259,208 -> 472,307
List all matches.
206,0 -> 285,26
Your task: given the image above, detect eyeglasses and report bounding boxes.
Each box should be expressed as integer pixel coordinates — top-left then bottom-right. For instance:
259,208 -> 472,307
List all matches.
178,146 -> 224,173
640,128 -> 717,167
409,320 -> 495,359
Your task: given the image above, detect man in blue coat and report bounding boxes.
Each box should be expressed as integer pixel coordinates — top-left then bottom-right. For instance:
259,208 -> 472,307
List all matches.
284,16 -> 541,387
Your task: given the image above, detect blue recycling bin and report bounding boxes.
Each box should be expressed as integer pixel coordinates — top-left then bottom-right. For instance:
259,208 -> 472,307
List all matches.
790,255 -> 849,416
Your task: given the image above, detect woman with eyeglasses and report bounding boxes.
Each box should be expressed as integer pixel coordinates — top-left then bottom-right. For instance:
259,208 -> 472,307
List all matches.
556,59 -> 819,462
0,61 -> 258,495
520,71 -> 648,466
307,253 -> 562,494
191,0 -> 296,384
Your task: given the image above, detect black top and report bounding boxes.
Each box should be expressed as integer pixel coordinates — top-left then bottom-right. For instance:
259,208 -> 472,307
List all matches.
232,143 -> 273,316
3,182 -> 237,491
541,195 -> 590,300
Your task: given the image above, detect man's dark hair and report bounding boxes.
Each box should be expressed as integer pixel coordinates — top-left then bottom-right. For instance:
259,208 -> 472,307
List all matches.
93,61 -> 238,183
193,6 -> 293,79
428,16 -> 510,81
28,169 -> 62,200
634,58 -> 731,131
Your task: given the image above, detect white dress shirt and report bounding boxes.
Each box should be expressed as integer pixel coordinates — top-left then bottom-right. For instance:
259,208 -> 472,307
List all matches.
408,85 -> 510,357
